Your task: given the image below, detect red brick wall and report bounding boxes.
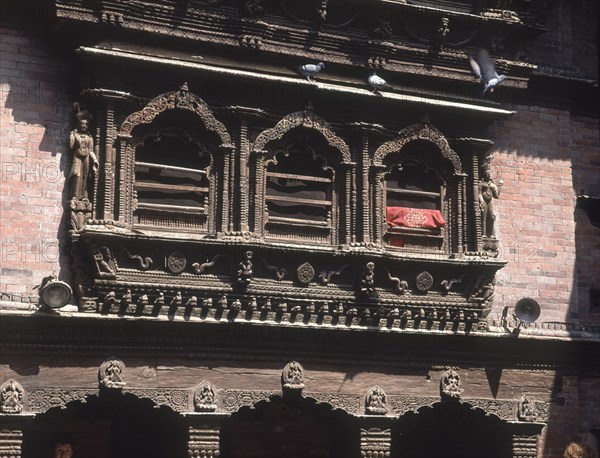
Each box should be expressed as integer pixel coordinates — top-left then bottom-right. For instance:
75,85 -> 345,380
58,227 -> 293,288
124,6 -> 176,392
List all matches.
0,27 -> 74,298
489,107 -> 600,326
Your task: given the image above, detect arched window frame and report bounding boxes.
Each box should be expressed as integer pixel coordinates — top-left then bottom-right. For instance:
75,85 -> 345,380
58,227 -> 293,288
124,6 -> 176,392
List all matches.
115,84 -> 234,234
250,110 -> 353,245
372,123 -> 465,253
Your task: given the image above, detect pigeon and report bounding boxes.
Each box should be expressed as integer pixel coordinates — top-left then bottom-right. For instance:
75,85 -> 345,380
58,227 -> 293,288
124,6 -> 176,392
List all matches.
299,62 -> 325,82
468,49 -> 506,95
368,72 -> 393,94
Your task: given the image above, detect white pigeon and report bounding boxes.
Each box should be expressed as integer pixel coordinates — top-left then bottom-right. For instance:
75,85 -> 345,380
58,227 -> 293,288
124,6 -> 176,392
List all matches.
299,62 -> 325,82
368,72 -> 393,94
468,49 -> 506,95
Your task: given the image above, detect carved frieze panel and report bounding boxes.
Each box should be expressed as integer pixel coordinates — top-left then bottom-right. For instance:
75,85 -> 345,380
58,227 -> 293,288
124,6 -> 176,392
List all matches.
220,389 -> 278,412
125,388 -> 189,413
26,389 -> 96,413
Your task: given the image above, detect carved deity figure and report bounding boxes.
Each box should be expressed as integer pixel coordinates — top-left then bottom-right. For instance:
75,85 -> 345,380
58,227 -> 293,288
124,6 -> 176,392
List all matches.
100,359 -> 126,389
0,379 -> 24,413
361,262 -> 376,296
236,251 -> 253,288
441,369 -> 463,399
68,106 -> 98,200
479,163 -> 503,237
518,395 -> 536,421
282,361 -> 305,390
366,386 -> 387,414
194,381 -> 217,412
244,0 -> 264,18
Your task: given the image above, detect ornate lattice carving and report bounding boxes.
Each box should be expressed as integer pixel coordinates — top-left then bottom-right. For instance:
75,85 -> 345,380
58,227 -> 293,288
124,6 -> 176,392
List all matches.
252,110 -> 351,163
26,389 -> 96,413
306,393 -> 362,415
125,388 -> 189,412
194,381 -> 217,412
220,390 -> 277,412
373,123 -> 462,174
365,386 -> 388,415
119,83 -> 233,148
0,380 -> 24,414
99,358 -> 126,389
282,361 -> 305,391
441,369 -> 463,399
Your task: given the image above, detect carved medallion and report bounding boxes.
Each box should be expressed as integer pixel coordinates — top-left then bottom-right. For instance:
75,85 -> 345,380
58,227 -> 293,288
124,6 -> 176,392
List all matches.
167,251 -> 187,274
441,369 -> 463,399
365,385 -> 388,415
0,379 -> 25,414
99,358 -> 126,389
282,361 -> 305,391
194,380 -> 217,412
297,262 -> 315,284
416,271 -> 434,292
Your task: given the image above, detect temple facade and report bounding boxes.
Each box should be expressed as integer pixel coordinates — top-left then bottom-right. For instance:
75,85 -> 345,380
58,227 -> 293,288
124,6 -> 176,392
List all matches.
0,1 -> 598,457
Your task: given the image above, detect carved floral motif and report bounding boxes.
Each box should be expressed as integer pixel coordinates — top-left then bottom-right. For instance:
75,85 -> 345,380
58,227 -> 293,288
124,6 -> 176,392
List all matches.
297,262 -> 315,284
416,271 -> 434,292
167,251 -> 187,274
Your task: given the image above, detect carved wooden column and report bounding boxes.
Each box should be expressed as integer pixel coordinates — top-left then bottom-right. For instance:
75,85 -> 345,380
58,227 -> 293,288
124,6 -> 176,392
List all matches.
472,153 -> 483,251
372,164 -> 386,245
360,426 -> 392,457
0,415 -> 33,458
511,422 -> 544,458
361,134 -> 371,244
239,117 -> 250,233
186,413 -> 226,457
342,161 -> 355,245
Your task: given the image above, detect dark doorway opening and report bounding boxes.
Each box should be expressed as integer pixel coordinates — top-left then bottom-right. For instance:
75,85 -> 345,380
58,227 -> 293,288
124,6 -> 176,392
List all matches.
392,401 -> 514,458
22,392 -> 188,458
220,395 -> 360,458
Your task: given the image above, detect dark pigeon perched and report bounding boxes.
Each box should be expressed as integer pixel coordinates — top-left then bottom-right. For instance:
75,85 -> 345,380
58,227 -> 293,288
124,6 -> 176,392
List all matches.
368,72 -> 393,94
468,49 -> 506,95
299,62 -> 325,82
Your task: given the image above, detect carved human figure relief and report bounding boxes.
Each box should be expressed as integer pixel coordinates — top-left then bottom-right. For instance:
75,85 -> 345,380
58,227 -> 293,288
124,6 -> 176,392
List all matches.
282,361 -> 305,391
441,369 -> 463,399
0,379 -> 25,414
479,159 -> 503,237
68,104 -> 98,200
361,262 -> 376,297
235,251 -> 253,288
365,385 -> 388,415
517,395 -> 537,421
99,358 -> 126,389
194,380 -> 217,412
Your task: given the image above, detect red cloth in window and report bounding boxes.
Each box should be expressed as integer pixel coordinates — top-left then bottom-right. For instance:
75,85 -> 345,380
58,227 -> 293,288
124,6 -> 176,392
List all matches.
386,207 -> 446,229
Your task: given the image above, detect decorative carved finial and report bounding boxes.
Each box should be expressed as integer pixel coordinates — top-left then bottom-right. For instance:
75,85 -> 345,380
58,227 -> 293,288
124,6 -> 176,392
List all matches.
282,361 -> 305,391
99,358 -> 126,389
365,385 -> 388,415
441,369 -> 463,399
194,380 -> 217,412
0,379 -> 25,414
180,82 -> 189,92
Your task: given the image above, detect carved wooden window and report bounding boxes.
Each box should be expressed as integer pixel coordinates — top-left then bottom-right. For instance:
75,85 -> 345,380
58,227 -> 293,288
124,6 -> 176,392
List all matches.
377,136 -> 460,253
132,124 -> 213,232
263,141 -> 336,243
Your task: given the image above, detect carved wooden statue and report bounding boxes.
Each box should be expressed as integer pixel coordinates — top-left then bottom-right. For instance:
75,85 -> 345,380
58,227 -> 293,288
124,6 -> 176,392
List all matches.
479,161 -> 503,237
69,104 -> 98,200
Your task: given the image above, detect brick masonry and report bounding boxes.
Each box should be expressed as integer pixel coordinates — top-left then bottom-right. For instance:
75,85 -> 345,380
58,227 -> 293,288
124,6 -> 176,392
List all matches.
0,3 -> 599,456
